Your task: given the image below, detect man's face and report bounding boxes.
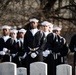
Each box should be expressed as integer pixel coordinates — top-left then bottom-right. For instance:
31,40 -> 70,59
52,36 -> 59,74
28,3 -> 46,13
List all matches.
11,33 -> 17,38
30,22 -> 38,29
3,29 -> 10,36
57,30 -> 61,35
54,30 -> 61,35
19,32 -> 25,38
43,25 -> 49,32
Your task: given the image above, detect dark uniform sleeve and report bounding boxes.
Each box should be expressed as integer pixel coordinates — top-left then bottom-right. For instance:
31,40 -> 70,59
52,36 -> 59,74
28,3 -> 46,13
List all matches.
45,33 -> 58,52
24,31 -> 30,53
17,40 -> 25,56
38,31 -> 46,51
24,30 -> 46,53
60,38 -> 69,56
6,38 -> 18,54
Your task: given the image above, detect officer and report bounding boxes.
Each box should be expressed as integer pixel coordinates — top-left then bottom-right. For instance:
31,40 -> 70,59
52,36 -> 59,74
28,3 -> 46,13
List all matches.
41,21 -> 56,75
24,18 -> 46,75
10,29 -> 19,65
0,25 -> 12,62
53,27 -> 68,65
18,28 -> 27,67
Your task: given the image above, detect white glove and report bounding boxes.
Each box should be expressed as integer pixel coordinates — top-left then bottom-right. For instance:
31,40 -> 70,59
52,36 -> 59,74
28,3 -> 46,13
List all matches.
31,53 -> 37,58
19,56 -> 22,61
3,48 -> 8,52
0,51 -> 5,55
74,48 -> 76,51
45,50 -> 51,55
18,53 -> 27,60
43,50 -> 51,57
57,52 -> 61,55
12,54 -> 16,57
22,52 -> 27,58
43,51 -> 48,57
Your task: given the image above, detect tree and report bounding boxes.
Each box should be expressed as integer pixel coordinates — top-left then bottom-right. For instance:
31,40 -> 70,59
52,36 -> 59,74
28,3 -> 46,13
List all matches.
0,0 -> 76,27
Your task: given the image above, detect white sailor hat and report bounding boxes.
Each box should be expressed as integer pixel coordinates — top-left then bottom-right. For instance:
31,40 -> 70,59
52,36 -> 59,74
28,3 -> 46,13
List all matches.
10,29 -> 18,33
41,21 -> 51,26
53,27 -> 62,31
29,18 -> 39,22
2,25 -> 11,29
19,29 -> 26,33
49,23 -> 53,28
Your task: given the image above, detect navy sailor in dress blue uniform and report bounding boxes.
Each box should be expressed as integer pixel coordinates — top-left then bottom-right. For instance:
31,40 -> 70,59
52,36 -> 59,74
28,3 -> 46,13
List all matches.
53,27 -> 68,66
24,18 -> 46,75
0,25 -> 12,62
17,28 -> 27,67
10,29 -> 19,65
0,26 -> 19,63
41,21 -> 56,75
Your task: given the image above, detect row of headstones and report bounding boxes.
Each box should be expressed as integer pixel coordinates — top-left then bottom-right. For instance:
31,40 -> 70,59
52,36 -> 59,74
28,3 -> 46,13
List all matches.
0,62 -> 72,75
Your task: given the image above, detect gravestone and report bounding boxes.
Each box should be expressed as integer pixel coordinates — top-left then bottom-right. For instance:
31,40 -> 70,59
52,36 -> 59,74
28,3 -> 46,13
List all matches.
56,64 -> 72,75
0,62 -> 17,75
17,67 -> 27,75
30,62 -> 47,75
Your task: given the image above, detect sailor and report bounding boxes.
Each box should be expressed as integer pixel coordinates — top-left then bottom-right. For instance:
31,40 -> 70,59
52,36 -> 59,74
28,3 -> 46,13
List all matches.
10,29 -> 19,65
0,25 -> 12,62
18,28 -> 27,67
41,21 -> 56,75
24,18 -> 46,75
53,27 -> 68,65
10,29 -> 18,42
41,21 -> 50,36
53,27 -> 62,35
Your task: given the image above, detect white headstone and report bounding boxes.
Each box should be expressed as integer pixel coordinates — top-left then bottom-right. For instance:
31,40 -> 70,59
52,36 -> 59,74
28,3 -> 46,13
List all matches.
0,62 -> 17,75
56,64 -> 72,75
17,67 -> 27,75
30,62 -> 47,75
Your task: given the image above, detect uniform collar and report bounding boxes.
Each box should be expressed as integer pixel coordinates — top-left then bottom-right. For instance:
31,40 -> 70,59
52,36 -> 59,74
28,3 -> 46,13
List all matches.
19,38 -> 24,43
3,35 -> 10,42
44,31 -> 49,37
30,28 -> 39,36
